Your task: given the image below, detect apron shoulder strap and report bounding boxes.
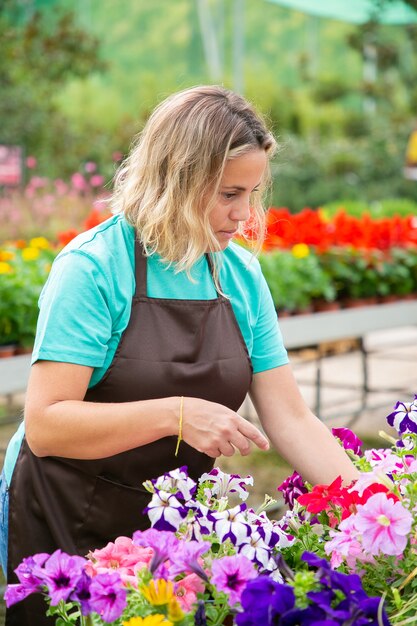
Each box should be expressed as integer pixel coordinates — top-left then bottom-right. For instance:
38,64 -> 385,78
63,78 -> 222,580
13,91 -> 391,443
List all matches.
134,237 -> 147,298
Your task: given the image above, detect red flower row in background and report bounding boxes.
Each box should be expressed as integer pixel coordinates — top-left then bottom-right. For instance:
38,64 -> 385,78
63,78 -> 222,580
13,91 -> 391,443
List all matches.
262,208 -> 417,252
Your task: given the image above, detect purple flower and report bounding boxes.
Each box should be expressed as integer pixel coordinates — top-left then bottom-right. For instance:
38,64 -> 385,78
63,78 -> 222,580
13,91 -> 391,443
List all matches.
387,396 -> 417,434
133,528 -> 180,573
144,490 -> 189,531
168,539 -> 210,580
4,552 -> 50,606
236,577 -> 295,625
277,471 -> 308,509
332,427 -> 363,455
41,550 -> 87,606
70,571 -> 93,616
211,554 -> 256,606
89,571 -> 127,622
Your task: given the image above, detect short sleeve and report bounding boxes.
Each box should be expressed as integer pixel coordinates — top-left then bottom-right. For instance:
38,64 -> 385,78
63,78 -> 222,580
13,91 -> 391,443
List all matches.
32,251 -> 114,368
250,272 -> 289,374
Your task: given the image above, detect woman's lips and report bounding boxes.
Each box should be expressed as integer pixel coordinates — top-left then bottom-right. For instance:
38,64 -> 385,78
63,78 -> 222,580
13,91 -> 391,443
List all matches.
218,230 -> 237,240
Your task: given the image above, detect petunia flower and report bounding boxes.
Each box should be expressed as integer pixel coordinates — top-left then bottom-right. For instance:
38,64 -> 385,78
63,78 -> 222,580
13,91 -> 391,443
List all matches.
41,550 -> 86,606
199,467 -> 254,503
4,552 -> 50,606
133,528 -> 180,574
148,466 -> 197,501
70,571 -> 93,616
332,427 -> 363,455
211,555 -> 257,606
168,539 -> 210,580
144,491 -> 189,532
173,573 -> 205,611
297,476 -> 345,514
277,471 -> 308,509
354,492 -> 413,556
89,571 -> 127,622
387,396 -> 417,434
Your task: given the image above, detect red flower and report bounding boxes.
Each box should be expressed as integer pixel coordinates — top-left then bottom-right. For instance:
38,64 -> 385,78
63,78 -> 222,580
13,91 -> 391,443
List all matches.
297,476 -> 345,513
57,229 -> 79,247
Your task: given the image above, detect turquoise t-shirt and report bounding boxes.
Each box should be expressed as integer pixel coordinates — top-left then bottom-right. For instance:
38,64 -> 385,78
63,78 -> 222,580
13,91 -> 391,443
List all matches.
4,214 -> 288,484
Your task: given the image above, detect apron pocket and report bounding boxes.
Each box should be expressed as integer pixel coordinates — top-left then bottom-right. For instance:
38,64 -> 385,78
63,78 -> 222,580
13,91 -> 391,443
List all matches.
76,475 -> 151,554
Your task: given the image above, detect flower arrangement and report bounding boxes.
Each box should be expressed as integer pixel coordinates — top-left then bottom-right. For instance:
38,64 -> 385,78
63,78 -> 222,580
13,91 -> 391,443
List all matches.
276,395 -> 417,624
8,395 -> 417,624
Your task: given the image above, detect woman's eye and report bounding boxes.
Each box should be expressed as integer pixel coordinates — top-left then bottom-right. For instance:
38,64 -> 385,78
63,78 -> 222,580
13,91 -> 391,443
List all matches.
222,192 -> 236,200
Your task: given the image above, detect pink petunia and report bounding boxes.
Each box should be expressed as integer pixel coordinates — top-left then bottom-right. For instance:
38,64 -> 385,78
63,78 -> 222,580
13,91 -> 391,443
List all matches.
354,492 -> 412,556
174,574 -> 205,611
86,536 -> 153,587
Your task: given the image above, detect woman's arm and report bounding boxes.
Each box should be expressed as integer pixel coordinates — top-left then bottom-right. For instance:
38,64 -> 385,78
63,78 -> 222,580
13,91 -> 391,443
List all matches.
249,364 -> 359,485
25,361 -> 269,460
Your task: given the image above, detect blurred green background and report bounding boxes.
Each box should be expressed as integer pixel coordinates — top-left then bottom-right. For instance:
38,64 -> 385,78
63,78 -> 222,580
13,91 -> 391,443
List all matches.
2,0 -> 417,209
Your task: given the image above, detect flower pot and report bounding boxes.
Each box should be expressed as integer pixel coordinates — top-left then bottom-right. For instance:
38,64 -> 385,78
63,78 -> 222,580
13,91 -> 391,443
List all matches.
0,344 -> 17,358
313,300 -> 341,313
14,345 -> 33,355
342,297 -> 378,309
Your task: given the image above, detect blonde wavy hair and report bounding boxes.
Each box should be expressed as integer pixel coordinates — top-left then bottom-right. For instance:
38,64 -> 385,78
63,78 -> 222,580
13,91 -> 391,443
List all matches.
111,85 -> 276,276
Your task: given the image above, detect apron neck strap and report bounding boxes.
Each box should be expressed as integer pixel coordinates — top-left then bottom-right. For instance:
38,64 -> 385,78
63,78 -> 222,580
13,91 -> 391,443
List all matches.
134,238 -> 223,298
134,237 -> 148,298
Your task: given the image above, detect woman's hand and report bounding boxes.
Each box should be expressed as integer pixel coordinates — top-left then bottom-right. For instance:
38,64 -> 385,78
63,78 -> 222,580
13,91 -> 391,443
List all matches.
181,397 -> 269,458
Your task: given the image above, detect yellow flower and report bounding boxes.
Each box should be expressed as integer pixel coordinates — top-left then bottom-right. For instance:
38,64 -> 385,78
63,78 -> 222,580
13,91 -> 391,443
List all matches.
291,243 -> 310,259
167,598 -> 185,623
141,579 -> 175,606
0,262 -> 13,274
29,236 -> 50,249
123,616 -> 173,626
22,247 -> 40,261
0,250 -> 15,261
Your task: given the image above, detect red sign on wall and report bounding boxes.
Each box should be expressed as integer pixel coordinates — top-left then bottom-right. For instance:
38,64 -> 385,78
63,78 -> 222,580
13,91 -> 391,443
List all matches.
0,145 -> 23,186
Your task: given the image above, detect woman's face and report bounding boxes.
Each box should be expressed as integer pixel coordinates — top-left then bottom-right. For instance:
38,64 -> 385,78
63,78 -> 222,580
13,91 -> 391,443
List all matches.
208,149 -> 267,250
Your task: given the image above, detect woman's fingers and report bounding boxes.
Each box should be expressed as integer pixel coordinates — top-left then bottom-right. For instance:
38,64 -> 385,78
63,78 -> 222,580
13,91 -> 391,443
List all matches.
182,398 -> 269,457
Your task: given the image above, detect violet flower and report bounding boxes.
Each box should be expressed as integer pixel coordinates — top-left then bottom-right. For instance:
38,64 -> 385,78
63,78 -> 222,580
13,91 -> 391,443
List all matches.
387,396 -> 417,434
332,427 -> 363,456
41,550 -> 87,606
89,571 -> 127,623
4,553 -> 50,607
132,528 -> 180,573
168,539 -> 210,581
211,554 -> 257,606
277,471 -> 308,509
70,571 -> 93,616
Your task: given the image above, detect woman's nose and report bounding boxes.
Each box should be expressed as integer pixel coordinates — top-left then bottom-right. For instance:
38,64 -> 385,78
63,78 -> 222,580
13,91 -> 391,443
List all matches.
230,196 -> 251,222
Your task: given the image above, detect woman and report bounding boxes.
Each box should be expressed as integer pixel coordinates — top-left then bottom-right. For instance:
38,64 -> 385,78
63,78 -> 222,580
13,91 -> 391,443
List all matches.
1,85 -> 358,625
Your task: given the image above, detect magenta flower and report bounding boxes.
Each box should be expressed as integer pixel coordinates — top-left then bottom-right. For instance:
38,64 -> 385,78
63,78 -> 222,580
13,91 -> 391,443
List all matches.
355,492 -> 412,556
4,553 -> 49,607
277,471 -> 308,508
332,427 -> 363,455
89,571 -> 127,622
41,550 -> 86,606
211,555 -> 257,606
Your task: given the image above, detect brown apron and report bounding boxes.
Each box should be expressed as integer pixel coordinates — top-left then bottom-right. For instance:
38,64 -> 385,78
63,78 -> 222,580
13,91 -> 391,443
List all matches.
6,239 -> 253,625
